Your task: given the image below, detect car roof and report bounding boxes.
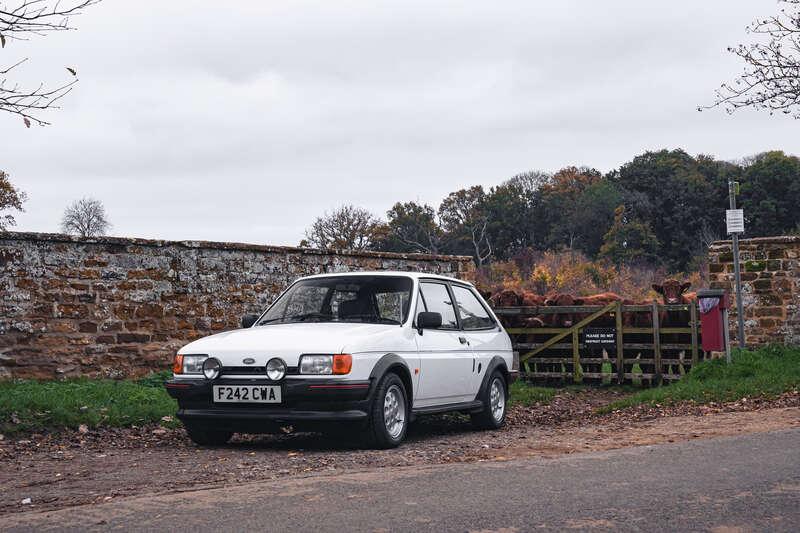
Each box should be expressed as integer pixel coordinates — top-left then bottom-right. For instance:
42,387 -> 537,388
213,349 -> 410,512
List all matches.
299,270 -> 473,286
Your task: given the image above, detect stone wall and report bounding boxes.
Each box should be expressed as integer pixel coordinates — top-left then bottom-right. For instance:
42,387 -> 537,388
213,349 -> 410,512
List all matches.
708,236 -> 800,347
0,232 -> 474,379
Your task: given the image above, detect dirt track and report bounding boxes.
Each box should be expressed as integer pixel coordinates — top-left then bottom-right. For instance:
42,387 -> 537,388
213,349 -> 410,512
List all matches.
1,389 -> 798,516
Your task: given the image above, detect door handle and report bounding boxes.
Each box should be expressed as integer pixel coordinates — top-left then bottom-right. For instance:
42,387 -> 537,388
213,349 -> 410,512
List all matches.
459,336 -> 468,345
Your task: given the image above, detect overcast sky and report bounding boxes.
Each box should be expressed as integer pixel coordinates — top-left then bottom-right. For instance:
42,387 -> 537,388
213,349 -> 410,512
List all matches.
3,0 -> 797,245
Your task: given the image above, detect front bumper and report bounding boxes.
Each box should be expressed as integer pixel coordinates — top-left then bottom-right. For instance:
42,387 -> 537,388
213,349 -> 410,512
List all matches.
165,377 -> 373,432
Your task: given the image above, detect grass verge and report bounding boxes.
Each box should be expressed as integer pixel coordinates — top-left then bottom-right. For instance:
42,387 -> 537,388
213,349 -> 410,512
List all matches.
598,345 -> 800,413
509,380 -> 557,406
0,371 -> 177,436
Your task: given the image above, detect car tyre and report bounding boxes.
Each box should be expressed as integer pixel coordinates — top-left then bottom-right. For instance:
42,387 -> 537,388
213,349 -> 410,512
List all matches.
363,372 -> 408,449
471,371 -> 507,430
185,424 -> 233,446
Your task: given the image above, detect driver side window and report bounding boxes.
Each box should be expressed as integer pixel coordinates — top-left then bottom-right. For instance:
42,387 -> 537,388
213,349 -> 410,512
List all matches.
418,282 -> 459,329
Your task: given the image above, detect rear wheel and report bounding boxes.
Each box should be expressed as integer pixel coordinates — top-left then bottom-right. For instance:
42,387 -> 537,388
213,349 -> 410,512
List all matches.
184,424 -> 233,446
363,372 -> 408,449
471,371 -> 507,430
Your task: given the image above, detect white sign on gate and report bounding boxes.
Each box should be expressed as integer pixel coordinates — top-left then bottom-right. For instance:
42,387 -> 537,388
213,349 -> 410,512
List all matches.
726,209 -> 744,234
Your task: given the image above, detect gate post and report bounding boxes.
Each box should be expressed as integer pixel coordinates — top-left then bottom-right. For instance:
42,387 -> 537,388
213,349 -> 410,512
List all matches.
652,301 -> 662,385
572,329 -> 582,383
615,301 -> 624,384
690,303 -> 699,368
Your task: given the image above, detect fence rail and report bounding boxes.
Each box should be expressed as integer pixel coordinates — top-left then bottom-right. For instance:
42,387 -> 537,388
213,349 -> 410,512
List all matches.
494,302 -> 702,385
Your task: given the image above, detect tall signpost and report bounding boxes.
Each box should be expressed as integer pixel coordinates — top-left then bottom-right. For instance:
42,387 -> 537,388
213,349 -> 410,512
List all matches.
726,181 -> 746,349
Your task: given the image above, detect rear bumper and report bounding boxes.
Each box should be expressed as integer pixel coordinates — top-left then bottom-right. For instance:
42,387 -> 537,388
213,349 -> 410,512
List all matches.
165,377 -> 373,432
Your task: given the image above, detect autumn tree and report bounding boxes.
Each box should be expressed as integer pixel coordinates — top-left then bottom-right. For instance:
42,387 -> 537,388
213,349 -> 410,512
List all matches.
538,166 -> 620,255
1,1 -> 100,126
0,169 -> 26,230
608,149 -> 730,270
703,0 -> 800,118
60,197 -> 110,237
302,204 -> 381,250
375,201 -> 443,254
483,180 -> 540,259
599,205 -> 660,267
739,151 -> 800,236
438,185 -> 492,266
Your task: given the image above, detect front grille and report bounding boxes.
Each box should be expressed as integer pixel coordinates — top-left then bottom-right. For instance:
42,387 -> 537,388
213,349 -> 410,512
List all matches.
220,366 -> 265,376
219,366 -> 299,376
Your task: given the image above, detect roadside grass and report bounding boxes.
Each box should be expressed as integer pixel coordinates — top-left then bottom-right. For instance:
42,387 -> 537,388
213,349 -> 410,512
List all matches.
509,380 -> 557,406
0,371 -> 177,436
598,345 -> 800,413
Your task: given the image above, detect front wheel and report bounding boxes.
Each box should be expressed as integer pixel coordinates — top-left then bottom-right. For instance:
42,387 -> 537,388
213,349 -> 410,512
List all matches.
363,373 -> 408,449
471,371 -> 507,430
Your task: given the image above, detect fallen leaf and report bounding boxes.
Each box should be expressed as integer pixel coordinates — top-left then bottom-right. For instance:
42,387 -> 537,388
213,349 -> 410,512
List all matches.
152,428 -> 167,435
21,498 -> 31,505
161,416 -> 173,422
78,424 -> 89,434
10,413 -> 20,424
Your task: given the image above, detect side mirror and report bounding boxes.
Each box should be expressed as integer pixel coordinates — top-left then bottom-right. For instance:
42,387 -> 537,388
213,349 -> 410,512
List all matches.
241,314 -> 259,329
416,311 -> 442,334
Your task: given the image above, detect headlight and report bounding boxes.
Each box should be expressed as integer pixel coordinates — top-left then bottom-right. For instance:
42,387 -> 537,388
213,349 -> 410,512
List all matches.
266,358 -> 287,381
179,355 -> 207,374
300,355 -> 332,374
202,357 -> 221,380
299,354 -> 352,375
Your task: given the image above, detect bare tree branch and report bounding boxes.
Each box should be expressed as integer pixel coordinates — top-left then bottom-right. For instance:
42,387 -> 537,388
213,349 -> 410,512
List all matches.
701,0 -> 800,118
0,1 -> 99,126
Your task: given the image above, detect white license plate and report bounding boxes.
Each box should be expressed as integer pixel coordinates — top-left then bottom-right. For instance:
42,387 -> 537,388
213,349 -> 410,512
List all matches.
213,385 -> 282,403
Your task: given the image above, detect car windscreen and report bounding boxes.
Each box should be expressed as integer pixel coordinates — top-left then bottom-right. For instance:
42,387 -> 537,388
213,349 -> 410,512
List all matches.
258,276 -> 414,326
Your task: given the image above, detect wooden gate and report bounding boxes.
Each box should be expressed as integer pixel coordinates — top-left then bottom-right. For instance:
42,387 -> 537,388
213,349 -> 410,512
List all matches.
494,302 -> 701,385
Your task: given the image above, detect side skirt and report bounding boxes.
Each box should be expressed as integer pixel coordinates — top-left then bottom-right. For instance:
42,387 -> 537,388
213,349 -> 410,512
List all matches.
411,400 -> 484,417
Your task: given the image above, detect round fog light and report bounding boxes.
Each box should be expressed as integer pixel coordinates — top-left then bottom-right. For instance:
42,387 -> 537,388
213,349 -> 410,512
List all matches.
266,358 -> 287,381
202,357 -> 221,380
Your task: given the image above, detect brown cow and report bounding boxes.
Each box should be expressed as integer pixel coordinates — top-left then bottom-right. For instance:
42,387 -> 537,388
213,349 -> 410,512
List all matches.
652,279 -> 692,305
521,291 -> 547,307
652,279 -> 695,327
544,292 -> 624,327
489,289 -> 522,308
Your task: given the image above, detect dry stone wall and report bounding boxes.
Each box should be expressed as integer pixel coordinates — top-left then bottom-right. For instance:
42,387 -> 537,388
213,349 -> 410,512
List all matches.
0,232 -> 473,379
708,236 -> 800,347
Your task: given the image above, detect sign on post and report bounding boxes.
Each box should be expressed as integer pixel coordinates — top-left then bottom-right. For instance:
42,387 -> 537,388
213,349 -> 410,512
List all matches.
726,209 -> 744,234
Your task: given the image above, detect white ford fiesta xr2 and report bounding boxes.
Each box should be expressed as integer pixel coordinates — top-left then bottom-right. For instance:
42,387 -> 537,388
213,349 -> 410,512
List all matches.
166,271 -> 516,448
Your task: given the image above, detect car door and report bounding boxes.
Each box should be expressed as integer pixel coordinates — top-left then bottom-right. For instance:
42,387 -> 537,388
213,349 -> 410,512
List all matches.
450,284 -> 506,394
413,281 -> 475,407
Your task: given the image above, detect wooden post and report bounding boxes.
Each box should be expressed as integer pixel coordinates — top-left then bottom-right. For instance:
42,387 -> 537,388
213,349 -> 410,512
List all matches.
615,301 -> 624,384
690,303 -> 699,367
652,301 -> 662,385
572,329 -> 581,383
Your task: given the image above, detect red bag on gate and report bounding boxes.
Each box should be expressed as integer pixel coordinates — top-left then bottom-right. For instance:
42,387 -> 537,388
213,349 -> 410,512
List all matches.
699,293 -> 728,352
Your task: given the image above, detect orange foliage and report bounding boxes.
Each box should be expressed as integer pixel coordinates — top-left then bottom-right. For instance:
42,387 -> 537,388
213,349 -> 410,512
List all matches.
474,249 -> 704,302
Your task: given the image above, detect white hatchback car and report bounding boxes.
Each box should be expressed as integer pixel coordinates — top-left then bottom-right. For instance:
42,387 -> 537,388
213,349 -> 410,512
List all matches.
166,271 -> 516,448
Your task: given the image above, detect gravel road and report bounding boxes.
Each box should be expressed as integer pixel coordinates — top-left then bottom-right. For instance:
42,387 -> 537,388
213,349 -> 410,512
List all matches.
1,389 -> 798,517
5,428 -> 799,532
